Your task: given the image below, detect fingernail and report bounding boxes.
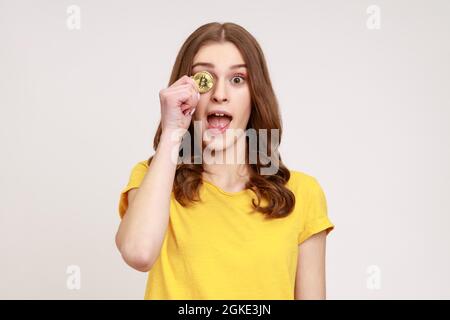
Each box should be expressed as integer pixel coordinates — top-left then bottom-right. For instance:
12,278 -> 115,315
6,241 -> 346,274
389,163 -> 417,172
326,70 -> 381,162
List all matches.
189,107 -> 196,116
197,92 -> 200,100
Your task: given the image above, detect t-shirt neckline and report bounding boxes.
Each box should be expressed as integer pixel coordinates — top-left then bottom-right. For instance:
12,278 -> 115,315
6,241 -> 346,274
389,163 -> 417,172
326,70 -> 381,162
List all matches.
202,179 -> 250,197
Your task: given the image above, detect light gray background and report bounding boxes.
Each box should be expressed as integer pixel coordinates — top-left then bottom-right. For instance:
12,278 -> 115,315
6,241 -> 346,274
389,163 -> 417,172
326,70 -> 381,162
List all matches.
1,0 -> 449,299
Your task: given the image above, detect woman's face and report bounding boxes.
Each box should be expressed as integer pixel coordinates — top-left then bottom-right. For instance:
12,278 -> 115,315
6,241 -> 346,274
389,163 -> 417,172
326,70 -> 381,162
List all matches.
191,41 -> 251,153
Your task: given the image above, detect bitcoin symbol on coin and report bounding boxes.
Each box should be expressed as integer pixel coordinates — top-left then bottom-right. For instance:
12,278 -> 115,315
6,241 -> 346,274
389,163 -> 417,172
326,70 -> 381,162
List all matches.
191,70 -> 214,94
199,75 -> 208,88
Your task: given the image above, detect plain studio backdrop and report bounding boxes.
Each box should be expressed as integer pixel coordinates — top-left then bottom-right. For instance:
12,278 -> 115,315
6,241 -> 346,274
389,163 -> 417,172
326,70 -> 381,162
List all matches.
0,0 -> 449,299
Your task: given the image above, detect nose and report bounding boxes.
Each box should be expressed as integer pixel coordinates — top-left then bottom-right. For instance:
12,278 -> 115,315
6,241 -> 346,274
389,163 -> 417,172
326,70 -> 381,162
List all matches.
211,77 -> 228,104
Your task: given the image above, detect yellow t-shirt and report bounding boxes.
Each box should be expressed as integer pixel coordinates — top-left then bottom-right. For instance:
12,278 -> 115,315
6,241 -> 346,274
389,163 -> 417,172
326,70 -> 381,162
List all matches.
118,160 -> 335,300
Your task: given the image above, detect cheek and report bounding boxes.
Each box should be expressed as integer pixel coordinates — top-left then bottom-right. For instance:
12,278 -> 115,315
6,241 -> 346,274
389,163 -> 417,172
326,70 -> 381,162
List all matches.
236,111 -> 250,127
238,89 -> 252,118
234,103 -> 252,127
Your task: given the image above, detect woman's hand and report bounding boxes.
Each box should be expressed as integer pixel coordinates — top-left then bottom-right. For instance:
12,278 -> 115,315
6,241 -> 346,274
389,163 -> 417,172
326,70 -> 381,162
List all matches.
159,75 -> 200,136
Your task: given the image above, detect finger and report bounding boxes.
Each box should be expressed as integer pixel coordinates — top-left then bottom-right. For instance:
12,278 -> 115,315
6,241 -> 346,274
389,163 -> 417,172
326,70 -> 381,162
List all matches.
187,107 -> 196,117
170,75 -> 199,95
165,84 -> 196,107
183,106 -> 196,117
168,83 -> 194,95
174,87 -> 199,109
180,103 -> 191,113
169,75 -> 190,88
169,84 -> 198,101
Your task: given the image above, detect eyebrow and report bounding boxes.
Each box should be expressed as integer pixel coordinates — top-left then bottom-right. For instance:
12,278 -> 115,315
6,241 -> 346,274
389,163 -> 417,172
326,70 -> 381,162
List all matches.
191,62 -> 247,69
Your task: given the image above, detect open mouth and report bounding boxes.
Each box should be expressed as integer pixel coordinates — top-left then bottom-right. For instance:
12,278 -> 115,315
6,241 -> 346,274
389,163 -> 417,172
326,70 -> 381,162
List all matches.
206,112 -> 233,134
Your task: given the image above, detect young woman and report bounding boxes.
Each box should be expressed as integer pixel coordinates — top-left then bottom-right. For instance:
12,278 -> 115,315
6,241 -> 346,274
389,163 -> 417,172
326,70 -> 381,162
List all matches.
115,22 -> 335,300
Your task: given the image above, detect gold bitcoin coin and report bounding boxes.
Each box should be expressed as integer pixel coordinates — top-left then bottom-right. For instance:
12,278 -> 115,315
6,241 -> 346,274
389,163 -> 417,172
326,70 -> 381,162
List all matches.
191,70 -> 214,94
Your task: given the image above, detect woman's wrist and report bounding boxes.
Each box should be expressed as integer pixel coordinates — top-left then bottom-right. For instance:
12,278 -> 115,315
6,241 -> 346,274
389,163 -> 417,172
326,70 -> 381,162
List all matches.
160,129 -> 185,146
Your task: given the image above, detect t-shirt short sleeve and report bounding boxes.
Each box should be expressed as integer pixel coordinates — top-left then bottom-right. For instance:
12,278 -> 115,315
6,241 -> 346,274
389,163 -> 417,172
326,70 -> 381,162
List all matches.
118,160 -> 149,219
297,176 -> 335,245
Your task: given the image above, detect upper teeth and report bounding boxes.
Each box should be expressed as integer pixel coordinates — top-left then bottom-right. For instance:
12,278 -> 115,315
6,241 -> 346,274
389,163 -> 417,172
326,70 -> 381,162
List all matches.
214,113 -> 225,116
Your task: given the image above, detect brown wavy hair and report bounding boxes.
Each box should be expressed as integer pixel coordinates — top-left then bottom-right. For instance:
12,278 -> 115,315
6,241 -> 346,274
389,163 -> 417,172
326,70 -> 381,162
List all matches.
147,22 -> 295,218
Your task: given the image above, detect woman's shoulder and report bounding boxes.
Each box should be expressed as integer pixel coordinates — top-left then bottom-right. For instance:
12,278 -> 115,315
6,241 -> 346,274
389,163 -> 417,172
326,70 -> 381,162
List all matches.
136,159 -> 149,167
131,159 -> 150,172
287,168 -> 324,195
288,168 -> 318,184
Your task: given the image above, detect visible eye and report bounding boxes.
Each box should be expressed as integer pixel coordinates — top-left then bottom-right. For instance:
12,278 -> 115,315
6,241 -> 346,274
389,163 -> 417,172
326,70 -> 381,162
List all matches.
231,74 -> 246,85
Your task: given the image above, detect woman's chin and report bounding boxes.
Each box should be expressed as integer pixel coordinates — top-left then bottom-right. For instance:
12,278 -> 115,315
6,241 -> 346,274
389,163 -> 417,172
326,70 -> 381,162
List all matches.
202,128 -> 234,151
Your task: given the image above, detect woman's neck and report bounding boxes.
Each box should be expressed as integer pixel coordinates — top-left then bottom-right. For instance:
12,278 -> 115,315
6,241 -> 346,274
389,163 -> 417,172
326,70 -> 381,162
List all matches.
202,163 -> 250,193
